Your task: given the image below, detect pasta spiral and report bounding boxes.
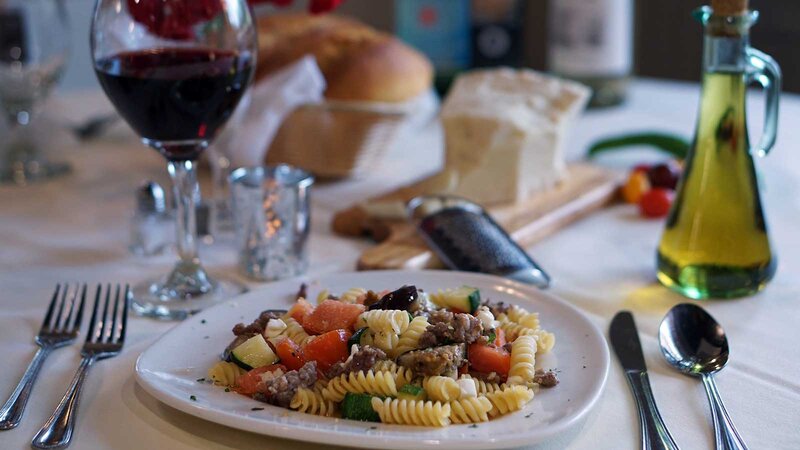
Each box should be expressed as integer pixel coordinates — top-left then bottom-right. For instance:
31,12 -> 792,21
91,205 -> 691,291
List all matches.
499,321 -> 536,342
508,336 -> 537,384
534,330 -> 556,353
448,396 -> 494,424
393,316 -> 429,357
505,305 -> 540,331
357,310 -> 411,335
423,376 -> 461,402
458,374 -> 505,395
361,328 -> 400,354
322,370 -> 397,402
340,287 -> 367,304
372,360 -> 415,387
207,361 -> 246,387
370,398 -> 451,427
485,386 -> 534,418
283,317 -> 313,345
290,387 -> 337,417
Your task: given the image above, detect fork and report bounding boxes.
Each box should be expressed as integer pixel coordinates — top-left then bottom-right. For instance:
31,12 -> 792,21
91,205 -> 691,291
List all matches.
0,284 -> 87,431
32,284 -> 129,450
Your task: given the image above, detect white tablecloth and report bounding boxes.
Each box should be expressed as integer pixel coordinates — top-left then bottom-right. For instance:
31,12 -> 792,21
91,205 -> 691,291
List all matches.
1,79 -> 798,450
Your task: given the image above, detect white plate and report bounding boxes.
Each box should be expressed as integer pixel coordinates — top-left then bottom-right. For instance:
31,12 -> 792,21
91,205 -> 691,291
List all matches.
135,271 -> 609,449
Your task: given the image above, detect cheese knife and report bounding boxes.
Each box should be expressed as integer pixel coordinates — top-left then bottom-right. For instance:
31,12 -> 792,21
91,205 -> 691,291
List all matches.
610,311 -> 680,450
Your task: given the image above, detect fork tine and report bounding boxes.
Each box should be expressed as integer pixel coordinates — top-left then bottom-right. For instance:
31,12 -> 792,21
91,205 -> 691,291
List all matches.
53,283 -> 70,330
119,285 -> 130,343
98,283 -> 112,342
70,284 -> 88,332
86,284 -> 102,344
108,285 -> 121,343
41,284 -> 61,332
60,286 -> 78,332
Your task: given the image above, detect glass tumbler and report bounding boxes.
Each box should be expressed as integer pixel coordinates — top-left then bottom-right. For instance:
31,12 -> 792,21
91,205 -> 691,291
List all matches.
0,0 -> 70,185
230,165 -> 313,281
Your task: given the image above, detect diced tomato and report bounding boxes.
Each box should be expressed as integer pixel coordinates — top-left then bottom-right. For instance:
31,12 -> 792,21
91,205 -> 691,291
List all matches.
234,364 -> 286,395
287,298 -> 315,326
303,329 -> 351,373
303,300 -> 365,335
494,328 -> 507,347
275,338 -> 306,371
468,343 -> 511,378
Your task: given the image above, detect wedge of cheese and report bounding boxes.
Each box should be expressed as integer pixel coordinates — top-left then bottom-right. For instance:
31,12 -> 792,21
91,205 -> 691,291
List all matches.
441,68 -> 590,204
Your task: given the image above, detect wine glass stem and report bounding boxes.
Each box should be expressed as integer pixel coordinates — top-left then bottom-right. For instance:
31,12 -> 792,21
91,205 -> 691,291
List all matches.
167,159 -> 200,264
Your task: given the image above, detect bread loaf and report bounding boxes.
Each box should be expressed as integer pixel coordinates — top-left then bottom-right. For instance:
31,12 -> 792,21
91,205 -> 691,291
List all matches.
257,14 -> 433,102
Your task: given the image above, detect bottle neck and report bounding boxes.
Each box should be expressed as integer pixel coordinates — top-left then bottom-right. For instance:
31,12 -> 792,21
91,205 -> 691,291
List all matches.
703,33 -> 750,73
696,6 -> 758,74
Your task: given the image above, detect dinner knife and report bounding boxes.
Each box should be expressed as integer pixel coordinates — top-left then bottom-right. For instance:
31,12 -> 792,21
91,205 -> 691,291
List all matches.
610,311 -> 680,450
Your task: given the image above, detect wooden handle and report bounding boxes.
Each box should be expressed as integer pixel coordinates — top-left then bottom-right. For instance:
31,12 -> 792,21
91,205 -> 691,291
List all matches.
712,0 -> 748,16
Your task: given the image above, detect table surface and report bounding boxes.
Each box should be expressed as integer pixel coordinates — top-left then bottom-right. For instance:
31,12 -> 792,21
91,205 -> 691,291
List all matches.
1,79 -> 798,450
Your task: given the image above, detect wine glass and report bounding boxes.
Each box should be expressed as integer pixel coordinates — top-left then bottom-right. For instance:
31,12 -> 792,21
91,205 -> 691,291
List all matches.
91,0 -> 257,319
0,0 -> 70,185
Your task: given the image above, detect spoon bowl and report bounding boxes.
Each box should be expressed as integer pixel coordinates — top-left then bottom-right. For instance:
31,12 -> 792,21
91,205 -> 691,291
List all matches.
659,303 -> 729,375
659,303 -> 748,450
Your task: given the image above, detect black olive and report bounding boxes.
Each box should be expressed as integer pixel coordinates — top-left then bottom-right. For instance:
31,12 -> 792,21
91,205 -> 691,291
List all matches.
367,285 -> 418,311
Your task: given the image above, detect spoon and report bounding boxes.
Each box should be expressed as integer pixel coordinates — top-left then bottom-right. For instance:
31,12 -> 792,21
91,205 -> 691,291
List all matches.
659,303 -> 748,450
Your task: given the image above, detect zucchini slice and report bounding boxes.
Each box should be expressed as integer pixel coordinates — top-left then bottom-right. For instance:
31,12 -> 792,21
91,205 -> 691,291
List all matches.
341,393 -> 381,422
432,286 -> 481,314
396,384 -> 427,401
230,334 -> 278,370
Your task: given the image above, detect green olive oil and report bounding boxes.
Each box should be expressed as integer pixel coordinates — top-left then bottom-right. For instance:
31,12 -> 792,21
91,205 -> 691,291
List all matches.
656,6 -> 781,299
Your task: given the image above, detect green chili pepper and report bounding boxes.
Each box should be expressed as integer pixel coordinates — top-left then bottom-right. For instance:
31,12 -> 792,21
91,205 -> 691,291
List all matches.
587,132 -> 690,159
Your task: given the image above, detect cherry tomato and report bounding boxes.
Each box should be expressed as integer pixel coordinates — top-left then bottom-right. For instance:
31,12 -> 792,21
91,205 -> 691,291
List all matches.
647,163 -> 681,190
622,171 -> 651,204
639,188 -> 674,218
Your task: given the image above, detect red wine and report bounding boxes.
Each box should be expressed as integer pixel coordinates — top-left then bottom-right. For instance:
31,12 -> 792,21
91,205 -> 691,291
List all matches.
95,48 -> 253,160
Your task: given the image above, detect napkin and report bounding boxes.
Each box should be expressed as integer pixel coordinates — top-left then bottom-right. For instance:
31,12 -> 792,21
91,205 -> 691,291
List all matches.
211,56 -> 327,168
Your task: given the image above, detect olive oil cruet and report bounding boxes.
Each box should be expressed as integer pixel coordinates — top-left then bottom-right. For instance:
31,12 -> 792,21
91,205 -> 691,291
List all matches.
657,0 -> 781,299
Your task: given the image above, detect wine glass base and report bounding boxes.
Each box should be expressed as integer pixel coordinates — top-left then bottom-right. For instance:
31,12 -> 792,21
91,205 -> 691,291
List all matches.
0,160 -> 71,185
131,274 -> 248,321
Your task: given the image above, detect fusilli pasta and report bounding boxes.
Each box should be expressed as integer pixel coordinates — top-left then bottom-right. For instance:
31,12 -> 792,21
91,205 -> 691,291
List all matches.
486,386 -> 534,417
372,360 -> 415,387
290,387 -> 337,417
508,336 -> 537,384
207,361 -> 246,387
458,374 -> 506,395
283,317 -> 313,345
449,396 -> 494,424
361,329 -> 400,354
423,376 -> 461,402
393,316 -> 429,357
371,398 -> 451,427
340,287 -> 367,304
322,370 -> 397,402
357,310 -> 411,335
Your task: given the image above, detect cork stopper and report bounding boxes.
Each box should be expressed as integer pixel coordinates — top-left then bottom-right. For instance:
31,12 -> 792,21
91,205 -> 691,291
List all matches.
712,0 -> 749,16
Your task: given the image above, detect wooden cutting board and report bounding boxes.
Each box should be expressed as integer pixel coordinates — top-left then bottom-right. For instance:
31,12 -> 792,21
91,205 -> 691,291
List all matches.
332,163 -> 621,271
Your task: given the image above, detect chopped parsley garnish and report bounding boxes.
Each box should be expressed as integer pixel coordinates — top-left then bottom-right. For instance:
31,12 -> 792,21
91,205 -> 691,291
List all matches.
468,424 -> 478,428
486,330 -> 497,345
196,378 -> 206,382
189,395 -> 197,401
200,319 -> 207,324
224,388 -> 230,392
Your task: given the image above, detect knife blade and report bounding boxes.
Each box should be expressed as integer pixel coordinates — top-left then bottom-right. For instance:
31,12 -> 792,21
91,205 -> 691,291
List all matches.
610,311 -> 680,450
610,310 -> 647,371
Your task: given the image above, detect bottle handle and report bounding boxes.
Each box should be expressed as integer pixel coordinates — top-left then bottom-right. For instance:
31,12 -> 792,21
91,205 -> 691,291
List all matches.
745,48 -> 782,157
